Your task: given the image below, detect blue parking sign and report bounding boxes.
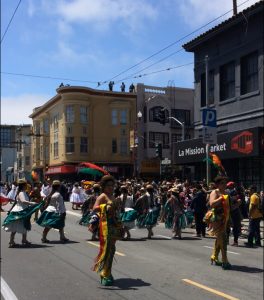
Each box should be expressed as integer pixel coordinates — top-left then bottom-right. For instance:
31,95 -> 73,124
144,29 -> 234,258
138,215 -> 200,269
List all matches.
202,108 -> 217,127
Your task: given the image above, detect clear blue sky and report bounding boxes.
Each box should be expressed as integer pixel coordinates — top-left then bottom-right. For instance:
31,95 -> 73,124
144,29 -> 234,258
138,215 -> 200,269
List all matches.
1,0 -> 259,124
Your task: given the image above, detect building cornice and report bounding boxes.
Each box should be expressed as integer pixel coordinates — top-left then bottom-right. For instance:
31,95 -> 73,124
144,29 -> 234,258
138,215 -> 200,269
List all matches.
29,86 -> 136,119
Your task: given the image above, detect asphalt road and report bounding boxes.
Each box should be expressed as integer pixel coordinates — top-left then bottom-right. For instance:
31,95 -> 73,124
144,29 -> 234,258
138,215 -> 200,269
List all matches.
1,203 -> 263,300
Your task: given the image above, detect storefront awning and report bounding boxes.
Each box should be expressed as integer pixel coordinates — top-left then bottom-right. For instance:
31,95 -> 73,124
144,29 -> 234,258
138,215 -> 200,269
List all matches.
45,165 -> 77,175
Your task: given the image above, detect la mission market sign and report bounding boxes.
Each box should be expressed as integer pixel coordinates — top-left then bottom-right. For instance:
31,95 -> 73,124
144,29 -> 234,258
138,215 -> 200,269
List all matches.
174,127 -> 262,164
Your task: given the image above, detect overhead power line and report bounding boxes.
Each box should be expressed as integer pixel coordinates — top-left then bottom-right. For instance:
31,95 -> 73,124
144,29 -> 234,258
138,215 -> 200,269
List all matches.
98,0 -> 251,86
1,71 -> 98,84
1,0 -> 22,44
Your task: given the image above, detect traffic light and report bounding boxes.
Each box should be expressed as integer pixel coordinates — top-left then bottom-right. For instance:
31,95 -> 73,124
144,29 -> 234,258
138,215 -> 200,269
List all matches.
158,108 -> 166,125
155,143 -> 162,159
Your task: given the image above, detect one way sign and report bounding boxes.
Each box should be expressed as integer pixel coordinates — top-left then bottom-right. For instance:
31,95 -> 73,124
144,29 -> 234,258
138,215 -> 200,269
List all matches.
202,108 -> 217,144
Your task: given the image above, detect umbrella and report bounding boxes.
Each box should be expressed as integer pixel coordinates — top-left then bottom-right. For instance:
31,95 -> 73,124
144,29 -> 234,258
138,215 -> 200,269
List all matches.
78,168 -> 104,177
79,162 -> 109,175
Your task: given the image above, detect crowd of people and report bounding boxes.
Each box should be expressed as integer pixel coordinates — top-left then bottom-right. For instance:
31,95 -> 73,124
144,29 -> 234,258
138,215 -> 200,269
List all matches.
1,176 -> 263,285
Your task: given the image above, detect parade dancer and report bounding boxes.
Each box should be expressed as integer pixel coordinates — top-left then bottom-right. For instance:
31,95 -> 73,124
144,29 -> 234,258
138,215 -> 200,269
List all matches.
80,184 -> 101,241
3,179 -> 42,247
206,176 -> 231,270
93,175 -> 123,286
37,180 -> 69,243
119,185 -> 137,240
135,185 -> 160,239
164,188 -> 185,239
70,182 -> 84,210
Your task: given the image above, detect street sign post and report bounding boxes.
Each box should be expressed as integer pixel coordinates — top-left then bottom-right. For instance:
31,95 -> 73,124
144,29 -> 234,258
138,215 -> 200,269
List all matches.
202,108 -> 217,144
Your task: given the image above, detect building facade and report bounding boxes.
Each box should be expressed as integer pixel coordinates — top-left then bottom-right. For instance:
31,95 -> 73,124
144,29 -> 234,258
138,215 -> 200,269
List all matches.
136,83 -> 194,178
176,1 -> 264,189
29,86 -> 136,180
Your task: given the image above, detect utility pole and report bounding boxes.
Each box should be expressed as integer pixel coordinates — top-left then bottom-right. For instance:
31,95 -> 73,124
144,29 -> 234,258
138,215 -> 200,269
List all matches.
205,55 -> 210,186
233,0 -> 237,16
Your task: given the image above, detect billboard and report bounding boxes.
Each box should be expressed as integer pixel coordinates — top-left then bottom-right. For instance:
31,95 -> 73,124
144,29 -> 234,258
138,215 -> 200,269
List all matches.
174,127 -> 263,164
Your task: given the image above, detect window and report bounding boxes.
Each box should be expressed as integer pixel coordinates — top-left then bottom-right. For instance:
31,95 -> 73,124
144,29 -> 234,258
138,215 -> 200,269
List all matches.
241,51 -> 258,95
43,119 -> 49,134
25,156 -> 30,166
65,105 -> 74,123
45,145 -> 49,160
120,109 -> 127,125
66,137 -> 74,153
120,139 -> 128,155
80,137 -> 88,153
200,70 -> 214,107
171,109 -> 190,127
121,128 -> 126,136
149,132 -> 169,148
0,127 -> 13,147
54,131 -> 58,157
82,126 -> 87,134
112,109 -> 118,125
144,132 -> 147,149
54,142 -> 58,157
67,126 -> 72,134
112,139 -> 117,153
149,106 -> 169,123
54,114 -> 59,131
80,106 -> 88,124
172,134 -> 182,143
220,61 -> 235,101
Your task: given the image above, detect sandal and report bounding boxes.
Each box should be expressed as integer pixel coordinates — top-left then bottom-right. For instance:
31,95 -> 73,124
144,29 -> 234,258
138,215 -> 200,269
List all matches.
9,242 -> 18,248
41,238 -> 50,243
22,241 -> 32,247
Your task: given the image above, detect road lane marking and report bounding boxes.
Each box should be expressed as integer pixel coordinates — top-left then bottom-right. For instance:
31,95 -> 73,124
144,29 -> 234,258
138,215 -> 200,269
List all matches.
87,242 -> 126,257
1,277 -> 19,300
182,279 -> 239,300
66,210 -> 81,217
203,246 -> 240,255
155,235 -> 172,240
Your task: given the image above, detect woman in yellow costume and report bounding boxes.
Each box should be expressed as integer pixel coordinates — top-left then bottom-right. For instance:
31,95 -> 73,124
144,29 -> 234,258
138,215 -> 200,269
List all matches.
207,176 -> 231,270
92,175 -> 123,286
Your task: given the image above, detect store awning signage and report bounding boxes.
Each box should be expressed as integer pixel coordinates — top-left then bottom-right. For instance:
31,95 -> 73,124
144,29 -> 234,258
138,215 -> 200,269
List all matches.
46,165 -> 77,174
174,127 -> 263,164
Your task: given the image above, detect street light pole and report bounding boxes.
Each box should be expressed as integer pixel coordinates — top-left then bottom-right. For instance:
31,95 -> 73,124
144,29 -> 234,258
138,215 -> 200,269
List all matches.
168,117 -> 185,141
205,55 -> 210,186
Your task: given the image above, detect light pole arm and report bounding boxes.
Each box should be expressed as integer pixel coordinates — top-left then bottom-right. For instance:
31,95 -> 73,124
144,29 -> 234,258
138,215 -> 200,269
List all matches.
168,117 -> 185,141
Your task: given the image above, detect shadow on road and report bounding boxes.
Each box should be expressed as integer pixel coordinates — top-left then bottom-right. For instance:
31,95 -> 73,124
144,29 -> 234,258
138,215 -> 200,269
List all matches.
230,265 -> 264,273
121,238 -> 147,242
101,278 -> 151,290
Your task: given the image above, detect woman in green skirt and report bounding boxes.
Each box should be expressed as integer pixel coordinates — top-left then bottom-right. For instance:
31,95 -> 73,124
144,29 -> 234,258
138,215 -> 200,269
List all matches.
37,180 -> 69,243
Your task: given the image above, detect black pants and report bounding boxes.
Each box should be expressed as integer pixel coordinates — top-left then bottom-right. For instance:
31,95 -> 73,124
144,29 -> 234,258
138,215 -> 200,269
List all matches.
194,212 -> 206,236
230,209 -> 241,243
248,218 -> 262,245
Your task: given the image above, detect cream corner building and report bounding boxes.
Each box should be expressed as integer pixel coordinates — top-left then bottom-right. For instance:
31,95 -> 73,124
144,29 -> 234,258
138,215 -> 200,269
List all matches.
29,86 -> 136,180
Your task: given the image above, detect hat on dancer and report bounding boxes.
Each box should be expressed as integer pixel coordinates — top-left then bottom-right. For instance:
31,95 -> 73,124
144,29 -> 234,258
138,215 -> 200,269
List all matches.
171,187 -> 179,194
52,180 -> 61,186
17,178 -> 27,185
146,184 -> 153,190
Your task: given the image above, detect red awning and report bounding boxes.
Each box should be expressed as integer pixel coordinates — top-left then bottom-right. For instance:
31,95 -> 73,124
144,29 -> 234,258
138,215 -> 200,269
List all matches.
46,165 -> 77,175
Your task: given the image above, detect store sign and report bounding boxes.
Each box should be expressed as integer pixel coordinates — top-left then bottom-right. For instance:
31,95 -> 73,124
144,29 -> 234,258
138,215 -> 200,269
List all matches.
174,127 -> 262,164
